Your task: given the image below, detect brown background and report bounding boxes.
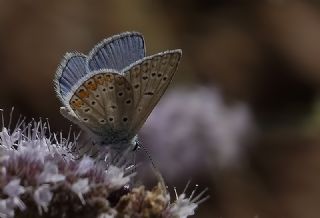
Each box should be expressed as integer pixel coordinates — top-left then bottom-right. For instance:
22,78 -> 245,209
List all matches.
2,1 -> 320,217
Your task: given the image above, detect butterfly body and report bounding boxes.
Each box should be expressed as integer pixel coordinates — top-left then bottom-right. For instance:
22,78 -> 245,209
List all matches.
54,32 -> 181,152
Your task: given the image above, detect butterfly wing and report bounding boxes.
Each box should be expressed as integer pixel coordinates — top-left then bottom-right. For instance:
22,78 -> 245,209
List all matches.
87,32 -> 145,72
123,49 -> 182,138
54,53 -> 87,103
55,32 -> 144,103
67,71 -> 134,143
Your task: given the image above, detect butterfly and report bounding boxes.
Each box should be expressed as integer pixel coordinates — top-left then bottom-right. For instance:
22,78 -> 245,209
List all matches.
54,32 -> 182,152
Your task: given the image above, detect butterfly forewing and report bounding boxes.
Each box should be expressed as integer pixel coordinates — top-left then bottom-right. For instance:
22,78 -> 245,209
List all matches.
87,32 -> 145,72
55,53 -> 87,102
109,74 -> 134,131
68,72 -> 134,141
124,50 -> 182,137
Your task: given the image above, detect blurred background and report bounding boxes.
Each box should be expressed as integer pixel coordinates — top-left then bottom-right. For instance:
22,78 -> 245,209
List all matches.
1,0 -> 320,217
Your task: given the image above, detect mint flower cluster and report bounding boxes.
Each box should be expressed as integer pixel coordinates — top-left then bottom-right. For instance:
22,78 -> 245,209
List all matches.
0,117 -> 206,218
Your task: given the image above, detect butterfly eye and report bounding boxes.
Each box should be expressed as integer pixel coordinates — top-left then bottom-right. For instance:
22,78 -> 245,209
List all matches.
157,73 -> 162,78
142,76 -> 148,80
126,99 -> 132,104
108,117 -> 114,122
163,76 -> 168,81
123,117 -> 128,122
151,72 -> 156,77
118,92 -> 124,97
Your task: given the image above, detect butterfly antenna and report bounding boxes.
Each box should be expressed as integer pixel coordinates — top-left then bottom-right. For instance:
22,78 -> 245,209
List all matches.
137,141 -> 156,169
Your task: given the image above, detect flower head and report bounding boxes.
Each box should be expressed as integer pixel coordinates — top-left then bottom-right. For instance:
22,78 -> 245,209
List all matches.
0,113 -> 204,217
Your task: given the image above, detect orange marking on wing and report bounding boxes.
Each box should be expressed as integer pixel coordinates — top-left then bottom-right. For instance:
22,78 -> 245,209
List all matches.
70,98 -> 84,109
84,79 -> 97,91
105,74 -> 114,82
94,74 -> 106,85
77,88 -> 90,98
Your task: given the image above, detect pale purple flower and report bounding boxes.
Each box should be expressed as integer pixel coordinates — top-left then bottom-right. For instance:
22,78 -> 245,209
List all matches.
0,118 -> 133,217
0,166 -> 6,177
0,200 -> 14,218
3,179 -> 25,197
105,166 -> 131,189
3,179 -> 26,211
37,162 -> 66,184
76,156 -> 94,175
0,128 -> 20,149
0,111 -> 204,217
71,178 -> 90,204
165,182 -> 209,218
168,194 -> 197,218
33,184 -> 53,214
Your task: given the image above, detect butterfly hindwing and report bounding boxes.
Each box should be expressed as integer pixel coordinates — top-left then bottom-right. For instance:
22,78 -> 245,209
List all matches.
68,71 -> 134,141
123,49 -> 182,137
87,32 -> 145,72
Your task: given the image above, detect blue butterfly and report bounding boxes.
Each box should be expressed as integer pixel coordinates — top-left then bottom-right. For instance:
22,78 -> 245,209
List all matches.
54,32 -> 182,152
